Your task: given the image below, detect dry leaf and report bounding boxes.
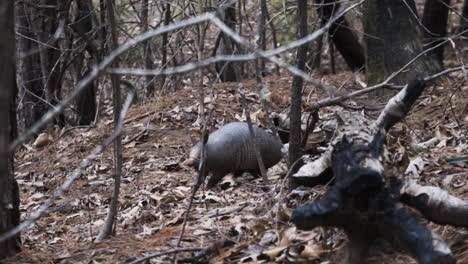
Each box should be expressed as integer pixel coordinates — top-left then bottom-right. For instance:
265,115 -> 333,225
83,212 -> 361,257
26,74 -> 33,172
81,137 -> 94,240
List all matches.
404,156 -> 429,178
300,243 -> 324,258
263,246 -> 287,259
166,210 -> 185,226
33,133 -> 52,148
355,74 -> 367,88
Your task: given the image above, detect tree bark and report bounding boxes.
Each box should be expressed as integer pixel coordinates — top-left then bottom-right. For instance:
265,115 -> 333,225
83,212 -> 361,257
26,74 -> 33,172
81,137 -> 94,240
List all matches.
291,81 -> 457,264
75,0 -> 97,125
215,0 -> 240,82
264,4 -> 280,75
96,0 -> 122,242
160,2 -> 170,92
257,0 -> 267,76
364,0 -> 440,95
0,1 -> 21,259
34,0 -> 69,127
460,0 -> 468,36
100,0 -> 107,53
141,0 -> 155,97
16,1 -> 47,131
37,0 -> 61,107
314,0 -> 365,72
422,0 -> 450,68
289,0 -> 308,188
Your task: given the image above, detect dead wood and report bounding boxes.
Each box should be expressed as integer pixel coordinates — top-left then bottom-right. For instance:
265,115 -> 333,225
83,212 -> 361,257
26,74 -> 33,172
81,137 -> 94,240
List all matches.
400,180 -> 468,228
290,79 -> 464,264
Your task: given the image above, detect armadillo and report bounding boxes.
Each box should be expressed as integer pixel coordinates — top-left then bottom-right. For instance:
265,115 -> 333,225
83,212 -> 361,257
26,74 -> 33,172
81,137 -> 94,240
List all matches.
186,122 -> 283,188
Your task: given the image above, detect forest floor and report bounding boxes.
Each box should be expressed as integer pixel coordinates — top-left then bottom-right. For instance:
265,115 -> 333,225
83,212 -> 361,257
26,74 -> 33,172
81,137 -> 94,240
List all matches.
5,69 -> 468,263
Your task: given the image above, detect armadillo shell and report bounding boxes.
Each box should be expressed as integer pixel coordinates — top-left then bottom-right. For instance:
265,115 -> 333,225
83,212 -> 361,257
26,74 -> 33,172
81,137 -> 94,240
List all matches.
204,122 -> 283,187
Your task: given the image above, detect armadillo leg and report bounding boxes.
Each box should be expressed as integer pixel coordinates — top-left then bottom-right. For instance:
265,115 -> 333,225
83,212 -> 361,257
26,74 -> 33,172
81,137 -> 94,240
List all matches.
207,173 -> 226,188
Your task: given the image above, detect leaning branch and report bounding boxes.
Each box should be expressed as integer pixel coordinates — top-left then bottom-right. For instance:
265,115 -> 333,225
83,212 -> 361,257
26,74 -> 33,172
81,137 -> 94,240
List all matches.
374,79 -> 426,131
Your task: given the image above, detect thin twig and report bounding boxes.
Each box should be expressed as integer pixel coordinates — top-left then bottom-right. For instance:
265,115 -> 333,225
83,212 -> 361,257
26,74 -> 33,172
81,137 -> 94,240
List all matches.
176,91 -> 213,248
238,84 -> 270,187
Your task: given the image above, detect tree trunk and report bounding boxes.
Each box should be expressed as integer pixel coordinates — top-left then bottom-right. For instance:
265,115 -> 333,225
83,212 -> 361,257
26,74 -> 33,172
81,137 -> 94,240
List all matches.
460,0 -> 468,36
141,0 -> 155,97
315,0 -> 365,72
264,5 -> 281,75
257,0 -> 267,76
422,0 -> 450,68
363,0 -> 440,94
16,1 -> 47,131
289,0 -> 308,189
0,1 -> 21,259
34,0 -> 68,127
215,0 -> 240,82
100,0 -> 107,53
160,2 -> 170,92
96,0 -> 122,242
75,0 -> 97,125
37,0 -> 61,107
309,33 -> 323,70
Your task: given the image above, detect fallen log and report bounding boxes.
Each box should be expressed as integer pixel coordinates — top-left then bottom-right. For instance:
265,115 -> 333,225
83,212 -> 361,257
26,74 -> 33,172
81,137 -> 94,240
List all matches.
290,80 -> 466,264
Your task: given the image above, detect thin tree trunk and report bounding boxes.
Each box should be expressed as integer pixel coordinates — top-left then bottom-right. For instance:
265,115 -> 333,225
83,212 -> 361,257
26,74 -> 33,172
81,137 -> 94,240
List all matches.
16,1 -> 47,131
75,0 -> 97,125
257,0 -> 267,76
35,0 -> 67,127
52,0 -> 70,127
265,6 -> 280,75
0,1 -> 21,259
37,0 -> 59,104
141,0 -> 155,97
460,0 -> 468,36
100,0 -> 107,53
315,0 -> 365,72
422,0 -> 450,68
215,0 -> 239,82
310,33 -> 323,70
96,0 -> 122,242
160,2 -> 170,92
329,38 -> 336,74
289,0 -> 308,189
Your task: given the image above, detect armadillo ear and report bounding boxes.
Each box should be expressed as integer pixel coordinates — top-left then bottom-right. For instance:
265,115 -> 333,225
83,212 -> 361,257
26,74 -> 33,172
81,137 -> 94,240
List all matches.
190,136 -> 198,146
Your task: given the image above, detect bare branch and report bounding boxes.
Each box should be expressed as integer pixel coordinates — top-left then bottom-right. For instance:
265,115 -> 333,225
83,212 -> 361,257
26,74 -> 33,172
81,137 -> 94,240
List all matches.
401,180 -> 468,228
8,13 -> 215,153
374,79 -> 426,131
108,1 -> 365,98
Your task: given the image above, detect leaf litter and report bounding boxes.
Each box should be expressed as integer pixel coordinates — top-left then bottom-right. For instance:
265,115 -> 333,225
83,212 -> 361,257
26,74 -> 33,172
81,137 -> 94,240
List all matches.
8,73 -> 467,264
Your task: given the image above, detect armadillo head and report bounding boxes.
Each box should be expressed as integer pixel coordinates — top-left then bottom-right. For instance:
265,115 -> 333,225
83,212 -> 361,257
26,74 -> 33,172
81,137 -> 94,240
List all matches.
184,142 -> 201,168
